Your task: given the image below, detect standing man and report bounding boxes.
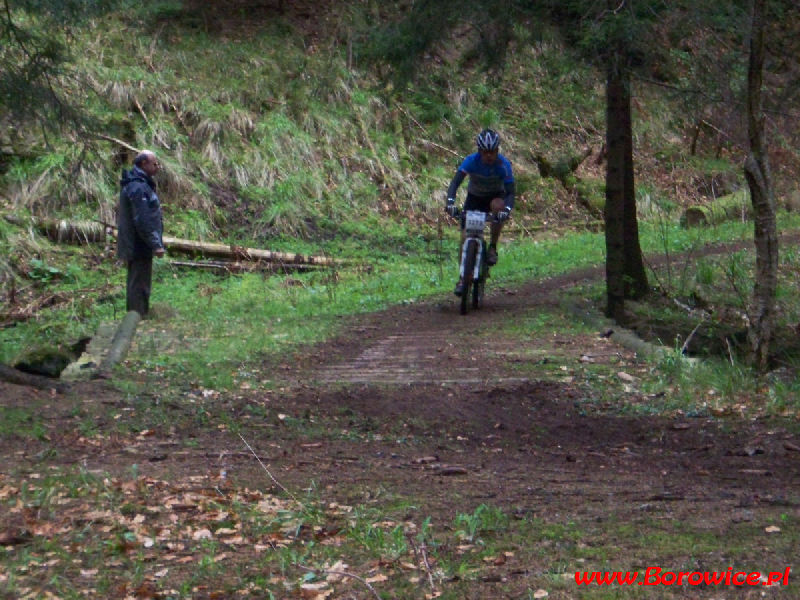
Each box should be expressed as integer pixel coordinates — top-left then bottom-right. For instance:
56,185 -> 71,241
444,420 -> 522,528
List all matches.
445,128 -> 515,296
117,150 -> 165,317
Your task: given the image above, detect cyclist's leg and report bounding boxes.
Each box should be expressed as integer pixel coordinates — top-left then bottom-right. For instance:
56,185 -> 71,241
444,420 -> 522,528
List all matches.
487,196 -> 505,264
489,221 -> 504,246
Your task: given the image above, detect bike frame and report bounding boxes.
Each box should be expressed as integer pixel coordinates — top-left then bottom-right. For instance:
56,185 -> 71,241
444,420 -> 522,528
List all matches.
459,210 -> 488,282
456,209 -> 498,314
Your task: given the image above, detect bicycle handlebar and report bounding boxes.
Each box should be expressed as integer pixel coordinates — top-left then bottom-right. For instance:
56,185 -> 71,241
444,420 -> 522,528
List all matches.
449,207 -> 505,224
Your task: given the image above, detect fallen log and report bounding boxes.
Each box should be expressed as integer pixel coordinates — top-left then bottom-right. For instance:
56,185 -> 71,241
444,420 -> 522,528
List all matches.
94,310 -> 141,379
3,215 -> 346,266
167,259 -> 323,273
161,236 -> 344,266
0,362 -> 70,393
531,148 -> 602,217
3,215 -> 109,243
680,189 -> 751,228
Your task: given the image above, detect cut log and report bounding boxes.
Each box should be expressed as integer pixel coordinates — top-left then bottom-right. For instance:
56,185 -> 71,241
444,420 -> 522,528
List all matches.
94,311 -> 141,379
3,215 -> 108,243
161,236 -> 345,266
3,215 -> 347,266
0,362 -> 70,393
531,148 -> 602,217
680,189 -> 751,228
167,260 -> 322,273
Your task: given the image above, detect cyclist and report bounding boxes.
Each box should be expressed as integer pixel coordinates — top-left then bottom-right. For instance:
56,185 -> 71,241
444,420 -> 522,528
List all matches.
445,128 -> 515,296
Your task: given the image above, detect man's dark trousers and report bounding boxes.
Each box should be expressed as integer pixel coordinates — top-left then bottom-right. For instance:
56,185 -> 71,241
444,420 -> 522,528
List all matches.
126,257 -> 153,316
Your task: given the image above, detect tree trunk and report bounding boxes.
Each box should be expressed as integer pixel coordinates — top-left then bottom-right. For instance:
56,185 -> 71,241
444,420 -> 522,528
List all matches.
604,70 -> 627,321
603,2 -> 648,319
620,71 -> 649,300
745,0 -> 778,371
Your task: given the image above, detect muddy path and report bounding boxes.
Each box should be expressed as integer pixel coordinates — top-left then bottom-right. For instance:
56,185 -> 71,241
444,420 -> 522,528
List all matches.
2,237 -> 800,598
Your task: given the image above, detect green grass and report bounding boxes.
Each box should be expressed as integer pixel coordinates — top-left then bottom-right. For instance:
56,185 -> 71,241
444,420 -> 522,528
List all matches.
0,407 -> 47,441
4,213 -> 800,403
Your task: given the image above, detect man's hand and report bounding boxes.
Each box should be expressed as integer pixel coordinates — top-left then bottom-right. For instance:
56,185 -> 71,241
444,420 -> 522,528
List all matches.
445,198 -> 459,218
154,248 -> 165,258
497,207 -> 511,222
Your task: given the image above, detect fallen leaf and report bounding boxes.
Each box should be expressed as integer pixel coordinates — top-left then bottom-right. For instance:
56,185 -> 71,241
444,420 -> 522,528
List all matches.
765,525 -> 781,533
533,590 -> 549,599
324,561 -> 349,582
299,582 -> 332,599
413,456 -> 438,464
192,528 -> 213,540
437,465 -> 468,476
366,573 -> 388,583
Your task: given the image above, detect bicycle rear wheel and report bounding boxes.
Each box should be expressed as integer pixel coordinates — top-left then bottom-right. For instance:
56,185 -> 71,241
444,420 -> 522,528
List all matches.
460,239 -> 478,315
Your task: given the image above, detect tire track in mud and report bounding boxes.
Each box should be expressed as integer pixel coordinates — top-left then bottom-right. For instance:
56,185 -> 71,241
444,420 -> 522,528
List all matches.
307,233 -> 800,387
314,329 -> 534,385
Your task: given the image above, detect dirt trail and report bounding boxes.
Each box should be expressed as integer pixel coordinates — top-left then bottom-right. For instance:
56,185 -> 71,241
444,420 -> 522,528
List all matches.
3,244 -> 800,598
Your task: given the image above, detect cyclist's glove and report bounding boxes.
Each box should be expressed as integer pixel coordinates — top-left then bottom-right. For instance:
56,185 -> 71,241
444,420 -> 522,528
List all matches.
497,207 -> 512,222
445,198 -> 459,218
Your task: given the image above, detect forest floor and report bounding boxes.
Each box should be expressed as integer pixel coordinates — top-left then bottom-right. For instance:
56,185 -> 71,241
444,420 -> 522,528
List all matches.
2,247 -> 800,599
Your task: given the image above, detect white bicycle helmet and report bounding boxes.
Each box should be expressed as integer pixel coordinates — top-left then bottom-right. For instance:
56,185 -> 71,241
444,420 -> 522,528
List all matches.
476,128 -> 500,151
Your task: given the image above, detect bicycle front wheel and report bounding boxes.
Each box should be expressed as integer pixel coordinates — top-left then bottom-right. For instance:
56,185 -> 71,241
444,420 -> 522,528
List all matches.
472,277 -> 484,309
460,239 -> 478,315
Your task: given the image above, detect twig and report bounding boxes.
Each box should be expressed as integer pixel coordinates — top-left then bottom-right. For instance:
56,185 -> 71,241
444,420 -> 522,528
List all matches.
680,317 -> 706,355
406,533 -> 437,593
295,564 -> 382,600
397,105 -> 459,156
725,337 -> 736,366
420,543 -> 435,591
146,23 -> 165,71
423,138 -> 461,157
398,105 -> 427,134
94,133 -> 140,154
238,433 -> 299,505
133,97 -> 170,149
133,97 -> 152,129
407,534 -> 436,592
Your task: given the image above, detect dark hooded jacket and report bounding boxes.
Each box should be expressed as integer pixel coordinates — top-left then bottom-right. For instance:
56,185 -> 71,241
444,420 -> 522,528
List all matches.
117,166 -> 163,260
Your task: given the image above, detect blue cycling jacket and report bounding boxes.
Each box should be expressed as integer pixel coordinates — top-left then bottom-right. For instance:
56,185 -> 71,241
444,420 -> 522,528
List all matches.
447,152 -> 515,207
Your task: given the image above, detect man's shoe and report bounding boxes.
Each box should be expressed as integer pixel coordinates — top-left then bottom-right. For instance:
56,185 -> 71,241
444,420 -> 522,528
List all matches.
454,279 -> 465,296
487,246 -> 498,266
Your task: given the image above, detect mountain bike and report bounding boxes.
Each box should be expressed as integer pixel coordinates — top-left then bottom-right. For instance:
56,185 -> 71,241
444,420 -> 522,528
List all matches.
453,209 -> 499,315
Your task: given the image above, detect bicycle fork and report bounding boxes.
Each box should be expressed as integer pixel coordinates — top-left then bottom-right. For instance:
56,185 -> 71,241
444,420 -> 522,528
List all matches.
459,238 -> 483,282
